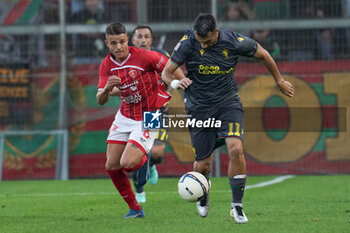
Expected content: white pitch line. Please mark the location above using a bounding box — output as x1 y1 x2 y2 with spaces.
246 175 295 190
0 175 295 198
206 175 296 193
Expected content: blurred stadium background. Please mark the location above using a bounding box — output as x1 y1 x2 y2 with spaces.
0 0 349 181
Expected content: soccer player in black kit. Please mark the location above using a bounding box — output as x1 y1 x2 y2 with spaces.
162 13 294 223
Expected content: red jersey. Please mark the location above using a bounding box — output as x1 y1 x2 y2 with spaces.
98 47 170 120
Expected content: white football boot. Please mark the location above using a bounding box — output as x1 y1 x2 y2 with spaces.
230 205 248 223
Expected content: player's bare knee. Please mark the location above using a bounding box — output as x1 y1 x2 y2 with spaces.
227 142 243 160
120 159 137 169
105 161 111 170
105 159 119 170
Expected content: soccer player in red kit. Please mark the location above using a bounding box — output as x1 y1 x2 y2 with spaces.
96 22 180 218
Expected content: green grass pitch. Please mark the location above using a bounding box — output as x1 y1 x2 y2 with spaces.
0 175 349 233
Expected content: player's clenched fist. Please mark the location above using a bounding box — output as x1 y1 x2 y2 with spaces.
171 77 193 90
105 75 121 91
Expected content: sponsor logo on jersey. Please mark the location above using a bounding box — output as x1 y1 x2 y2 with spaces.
119 81 138 90
198 65 234 75
123 93 141 104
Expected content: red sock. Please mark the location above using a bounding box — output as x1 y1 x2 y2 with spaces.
107 169 141 211
123 155 148 173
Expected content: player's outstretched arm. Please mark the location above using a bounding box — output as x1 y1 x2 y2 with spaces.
96 75 121 105
254 44 294 97
162 60 192 90
173 66 187 81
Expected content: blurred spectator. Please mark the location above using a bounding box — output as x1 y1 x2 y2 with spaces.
0 0 47 67
105 0 136 22
225 1 255 21
253 0 290 20
323 0 342 18
223 1 255 36
287 2 334 61
250 30 282 60
70 0 104 15
148 0 210 22
341 0 350 55
69 0 107 64
286 30 315 61
341 0 350 17
222 1 281 60
316 29 333 60
303 2 325 18
312 3 334 60
291 0 342 19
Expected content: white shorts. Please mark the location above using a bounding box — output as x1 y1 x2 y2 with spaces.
106 110 157 154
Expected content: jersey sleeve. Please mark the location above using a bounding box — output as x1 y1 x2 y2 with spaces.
97 59 109 91
170 32 192 66
232 33 258 57
145 50 168 74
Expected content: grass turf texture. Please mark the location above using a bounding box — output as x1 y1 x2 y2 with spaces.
0 176 349 233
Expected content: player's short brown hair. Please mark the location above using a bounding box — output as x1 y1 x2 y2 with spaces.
106 22 126 36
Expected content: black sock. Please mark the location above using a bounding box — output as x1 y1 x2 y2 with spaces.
200 173 210 205
132 171 144 193
229 175 247 204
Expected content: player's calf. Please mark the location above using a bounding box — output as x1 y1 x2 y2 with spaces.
136 153 151 186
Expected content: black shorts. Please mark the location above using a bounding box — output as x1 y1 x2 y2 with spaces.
187 107 244 161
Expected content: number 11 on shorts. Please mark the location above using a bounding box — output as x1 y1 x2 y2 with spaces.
228 122 243 137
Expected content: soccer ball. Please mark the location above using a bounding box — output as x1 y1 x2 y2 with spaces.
178 171 210 202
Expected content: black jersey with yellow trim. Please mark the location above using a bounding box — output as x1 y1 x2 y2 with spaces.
170 29 258 111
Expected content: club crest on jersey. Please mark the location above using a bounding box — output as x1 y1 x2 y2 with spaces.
128 69 137 78
200 49 204 56
222 49 228 59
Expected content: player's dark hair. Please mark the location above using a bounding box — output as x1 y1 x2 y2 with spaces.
193 13 216 37
132 25 153 36
105 22 126 36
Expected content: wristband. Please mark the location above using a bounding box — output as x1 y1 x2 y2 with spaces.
170 80 180 89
